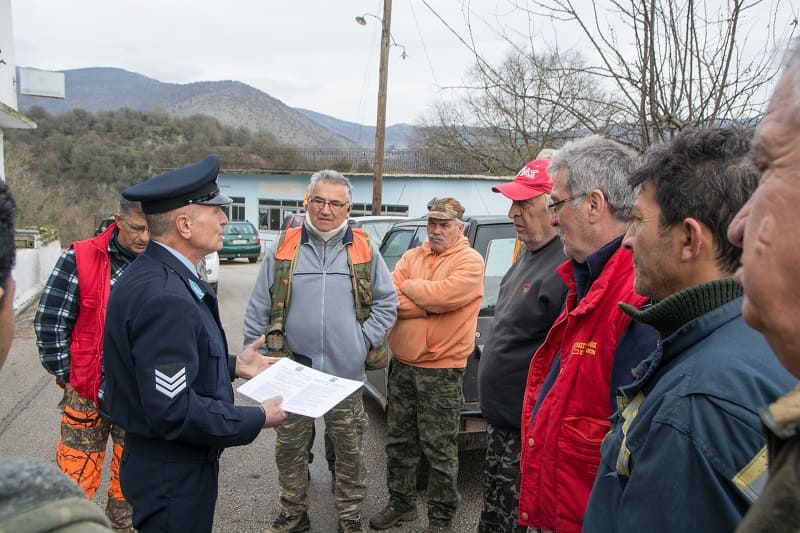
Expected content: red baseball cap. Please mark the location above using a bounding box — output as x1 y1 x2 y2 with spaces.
492 159 553 201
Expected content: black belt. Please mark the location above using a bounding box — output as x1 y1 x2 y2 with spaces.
125 434 222 463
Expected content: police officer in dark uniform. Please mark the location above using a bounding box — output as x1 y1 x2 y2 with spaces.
101 154 287 532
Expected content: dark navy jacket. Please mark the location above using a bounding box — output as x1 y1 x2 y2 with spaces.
101 242 264 455
584 297 797 533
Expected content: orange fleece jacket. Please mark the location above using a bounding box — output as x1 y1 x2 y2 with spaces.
388 235 485 368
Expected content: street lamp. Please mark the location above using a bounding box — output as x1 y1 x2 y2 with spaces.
355 1 406 215
355 13 407 59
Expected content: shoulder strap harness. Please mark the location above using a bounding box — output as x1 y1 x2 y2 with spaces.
267 227 374 349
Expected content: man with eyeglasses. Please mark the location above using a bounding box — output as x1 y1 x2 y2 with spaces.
245 169 398 533
516 135 658 533
35 197 150 531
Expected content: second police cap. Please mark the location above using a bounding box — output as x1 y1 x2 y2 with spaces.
123 154 232 214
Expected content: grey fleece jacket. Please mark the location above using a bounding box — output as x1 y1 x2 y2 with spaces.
243 225 398 381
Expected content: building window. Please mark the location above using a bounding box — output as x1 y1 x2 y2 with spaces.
229 197 246 222
258 199 304 230
256 198 409 230
349 203 409 217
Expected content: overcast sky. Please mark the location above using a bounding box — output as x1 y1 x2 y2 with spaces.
10 1 545 126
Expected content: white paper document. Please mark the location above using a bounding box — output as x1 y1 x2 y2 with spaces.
237 357 363 418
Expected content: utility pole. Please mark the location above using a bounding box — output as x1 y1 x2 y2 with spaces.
371 0 392 215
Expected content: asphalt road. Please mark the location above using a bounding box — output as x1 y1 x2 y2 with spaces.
0 260 484 532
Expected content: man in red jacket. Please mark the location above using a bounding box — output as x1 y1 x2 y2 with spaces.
35 198 149 531
517 135 658 533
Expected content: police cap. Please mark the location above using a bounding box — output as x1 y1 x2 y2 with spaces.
123 154 232 214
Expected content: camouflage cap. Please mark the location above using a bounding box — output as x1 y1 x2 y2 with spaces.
426 197 465 220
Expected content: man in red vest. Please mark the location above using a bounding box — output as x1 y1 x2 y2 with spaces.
35 198 149 531
517 135 658 533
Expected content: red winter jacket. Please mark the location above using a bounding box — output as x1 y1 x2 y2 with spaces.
518 246 647 533
69 224 115 405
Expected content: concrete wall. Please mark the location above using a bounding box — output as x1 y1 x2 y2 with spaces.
13 237 61 312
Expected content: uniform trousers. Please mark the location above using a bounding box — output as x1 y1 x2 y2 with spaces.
119 435 220 533
385 360 464 526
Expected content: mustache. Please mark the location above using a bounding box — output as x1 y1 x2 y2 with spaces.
428 234 446 242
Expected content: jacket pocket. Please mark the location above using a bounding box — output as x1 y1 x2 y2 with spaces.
556 415 611 522
558 415 610 472
199 337 222 393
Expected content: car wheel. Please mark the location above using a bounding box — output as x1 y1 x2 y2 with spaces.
248 257 257 263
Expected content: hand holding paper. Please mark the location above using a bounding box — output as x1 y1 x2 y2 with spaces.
261 396 287 428
238 358 362 418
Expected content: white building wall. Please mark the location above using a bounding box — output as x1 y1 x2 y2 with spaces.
219 172 513 220
218 172 514 251
0 0 19 109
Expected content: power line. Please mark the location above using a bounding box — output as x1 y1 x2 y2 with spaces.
408 0 440 87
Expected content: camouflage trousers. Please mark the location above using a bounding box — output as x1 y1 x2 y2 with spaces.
385 360 464 526
478 425 527 533
275 390 368 520
57 386 133 531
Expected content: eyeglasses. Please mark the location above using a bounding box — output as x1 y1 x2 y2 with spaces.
547 192 586 214
120 218 149 235
309 196 350 211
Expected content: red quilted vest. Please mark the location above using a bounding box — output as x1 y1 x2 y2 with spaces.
69 223 116 405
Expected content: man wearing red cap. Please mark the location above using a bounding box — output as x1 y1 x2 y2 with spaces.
477 158 567 533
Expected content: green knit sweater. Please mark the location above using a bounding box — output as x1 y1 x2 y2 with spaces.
619 278 743 338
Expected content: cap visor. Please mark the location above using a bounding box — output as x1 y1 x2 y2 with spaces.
492 182 538 201
196 192 233 206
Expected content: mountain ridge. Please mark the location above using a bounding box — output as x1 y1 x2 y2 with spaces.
17 66 415 148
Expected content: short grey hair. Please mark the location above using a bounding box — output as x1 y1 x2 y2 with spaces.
118 198 143 218
549 134 640 221
309 170 353 202
145 211 174 237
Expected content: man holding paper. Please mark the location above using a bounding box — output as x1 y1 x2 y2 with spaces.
102 155 287 533
244 169 398 533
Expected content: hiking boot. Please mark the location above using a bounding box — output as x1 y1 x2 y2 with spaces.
105 496 134 531
368 505 417 530
331 471 336 493
266 511 311 533
337 517 366 533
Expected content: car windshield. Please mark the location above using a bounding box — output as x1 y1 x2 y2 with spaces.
225 223 255 236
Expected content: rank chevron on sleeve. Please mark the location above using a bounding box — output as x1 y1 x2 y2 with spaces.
155 365 187 398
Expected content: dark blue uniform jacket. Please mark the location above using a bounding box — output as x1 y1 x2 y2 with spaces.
584 297 797 533
101 242 263 454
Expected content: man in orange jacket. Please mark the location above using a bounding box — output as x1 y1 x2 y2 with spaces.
370 197 485 533
35 198 149 531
